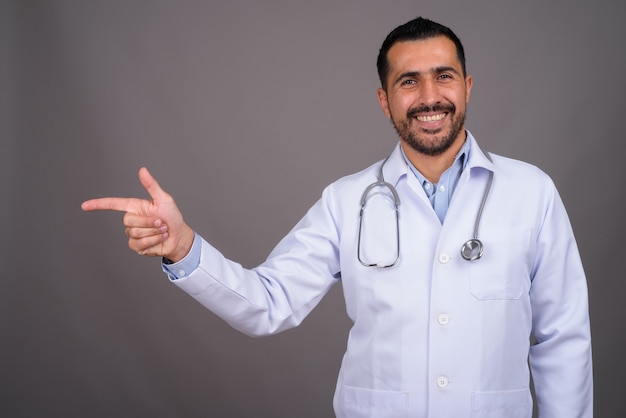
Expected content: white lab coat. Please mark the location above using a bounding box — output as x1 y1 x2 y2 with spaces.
172 133 592 417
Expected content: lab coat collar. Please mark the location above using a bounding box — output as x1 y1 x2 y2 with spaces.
464 130 496 173
381 130 496 187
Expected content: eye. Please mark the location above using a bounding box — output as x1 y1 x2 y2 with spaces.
400 79 416 87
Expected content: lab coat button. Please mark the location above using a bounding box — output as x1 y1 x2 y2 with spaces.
438 253 450 264
438 314 450 326
436 376 449 388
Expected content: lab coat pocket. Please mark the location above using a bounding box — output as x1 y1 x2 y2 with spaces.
343 385 409 418
471 388 531 418
468 227 532 300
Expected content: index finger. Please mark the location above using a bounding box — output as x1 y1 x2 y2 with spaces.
81 197 139 213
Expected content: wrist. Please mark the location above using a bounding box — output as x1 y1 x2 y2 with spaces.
167 225 195 263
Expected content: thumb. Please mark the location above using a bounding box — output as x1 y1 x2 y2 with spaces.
138 167 169 202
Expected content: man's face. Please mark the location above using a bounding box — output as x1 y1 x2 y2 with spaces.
377 36 473 157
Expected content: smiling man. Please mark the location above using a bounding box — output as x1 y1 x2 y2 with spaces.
83 17 593 417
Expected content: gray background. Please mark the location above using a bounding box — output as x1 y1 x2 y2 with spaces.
2 1 624 417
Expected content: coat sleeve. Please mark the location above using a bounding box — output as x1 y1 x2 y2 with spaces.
169 185 342 337
528 180 593 417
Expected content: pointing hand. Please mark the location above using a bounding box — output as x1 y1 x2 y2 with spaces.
82 167 194 262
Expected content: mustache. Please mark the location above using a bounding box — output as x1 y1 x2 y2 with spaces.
407 103 455 119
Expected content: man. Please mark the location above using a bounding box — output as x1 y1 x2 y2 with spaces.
82 17 593 417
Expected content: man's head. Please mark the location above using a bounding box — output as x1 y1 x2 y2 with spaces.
377 17 466 91
376 17 472 159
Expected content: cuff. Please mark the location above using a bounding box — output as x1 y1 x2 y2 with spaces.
161 232 202 280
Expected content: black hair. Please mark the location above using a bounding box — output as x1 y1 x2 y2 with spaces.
376 17 466 90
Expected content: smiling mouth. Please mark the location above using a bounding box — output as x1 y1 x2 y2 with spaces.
415 113 446 122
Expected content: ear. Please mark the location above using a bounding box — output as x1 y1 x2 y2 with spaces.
464 74 473 104
376 87 391 118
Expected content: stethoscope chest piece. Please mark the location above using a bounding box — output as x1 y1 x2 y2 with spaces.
461 238 484 261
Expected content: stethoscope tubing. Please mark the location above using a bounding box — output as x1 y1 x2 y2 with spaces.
357 157 401 268
358 150 494 267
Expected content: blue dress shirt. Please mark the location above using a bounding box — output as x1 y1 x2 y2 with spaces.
401 137 470 223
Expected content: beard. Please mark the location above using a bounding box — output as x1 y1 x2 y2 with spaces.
391 103 466 157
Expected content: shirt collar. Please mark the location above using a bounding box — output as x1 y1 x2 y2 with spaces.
381 130 495 186
399 136 471 185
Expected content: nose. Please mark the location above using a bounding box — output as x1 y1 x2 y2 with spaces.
419 79 440 106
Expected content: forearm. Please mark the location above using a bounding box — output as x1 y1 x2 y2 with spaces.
169 237 338 336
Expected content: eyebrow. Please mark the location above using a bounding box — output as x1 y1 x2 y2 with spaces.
393 66 461 86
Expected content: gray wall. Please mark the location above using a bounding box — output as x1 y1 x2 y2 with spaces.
3 1 624 416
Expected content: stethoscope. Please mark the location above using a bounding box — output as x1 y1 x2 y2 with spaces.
357 151 494 268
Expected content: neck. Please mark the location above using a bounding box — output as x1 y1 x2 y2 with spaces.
401 132 467 183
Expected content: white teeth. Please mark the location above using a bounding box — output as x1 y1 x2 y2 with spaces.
416 113 446 122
